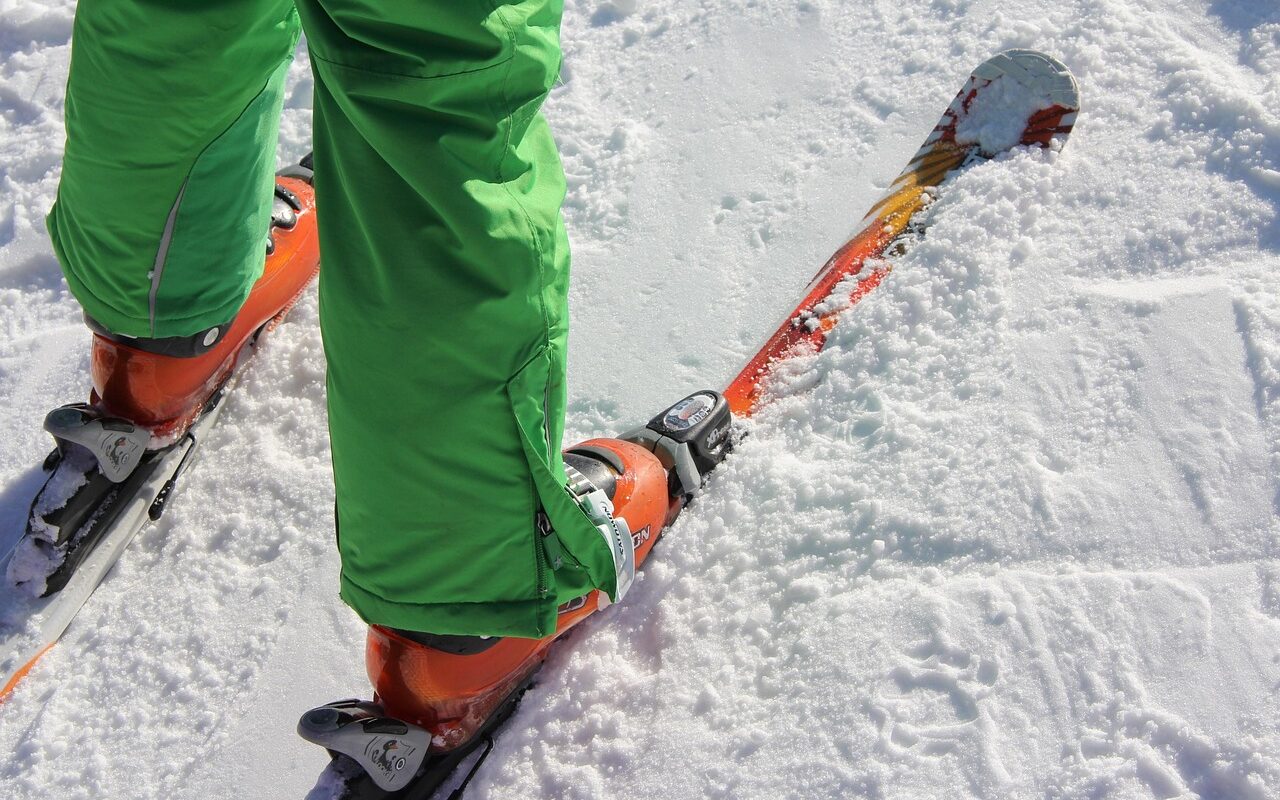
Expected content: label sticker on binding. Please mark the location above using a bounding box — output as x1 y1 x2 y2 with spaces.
364 736 414 784
662 393 716 432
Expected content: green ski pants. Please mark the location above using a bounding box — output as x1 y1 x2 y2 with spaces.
49 0 618 638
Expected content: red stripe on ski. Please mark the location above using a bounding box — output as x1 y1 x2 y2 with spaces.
724 226 892 416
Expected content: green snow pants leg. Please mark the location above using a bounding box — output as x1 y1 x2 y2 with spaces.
49 0 619 638
296 0 619 637
49 0 300 339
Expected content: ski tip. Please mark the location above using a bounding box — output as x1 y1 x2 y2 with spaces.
906 48 1080 167
870 49 1082 226
976 50 1080 113
962 49 1080 154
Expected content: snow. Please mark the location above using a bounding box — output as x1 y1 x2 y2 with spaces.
0 0 1278 798
4 445 94 595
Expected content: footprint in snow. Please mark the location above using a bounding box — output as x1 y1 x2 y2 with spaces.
869 630 999 759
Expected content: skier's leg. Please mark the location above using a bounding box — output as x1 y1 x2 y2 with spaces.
298 391 733 761
48 0 300 341
294 0 628 638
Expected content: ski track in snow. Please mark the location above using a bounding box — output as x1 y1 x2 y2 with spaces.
1 0 1279 798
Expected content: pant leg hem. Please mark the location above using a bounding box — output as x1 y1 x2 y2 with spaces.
340 573 555 639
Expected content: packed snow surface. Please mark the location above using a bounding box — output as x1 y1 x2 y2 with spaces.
1 0 1278 798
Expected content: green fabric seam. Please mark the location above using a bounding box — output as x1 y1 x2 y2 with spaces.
146 54 290 336
308 51 513 81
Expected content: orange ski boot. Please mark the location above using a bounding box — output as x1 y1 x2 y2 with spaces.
296 393 733 796
88 164 320 446
18 159 320 597
366 438 673 752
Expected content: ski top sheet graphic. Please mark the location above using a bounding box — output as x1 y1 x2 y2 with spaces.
724 49 1079 417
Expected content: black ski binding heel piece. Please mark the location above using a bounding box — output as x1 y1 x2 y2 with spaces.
300 678 534 800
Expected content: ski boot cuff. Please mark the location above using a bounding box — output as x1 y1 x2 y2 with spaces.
84 313 233 359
